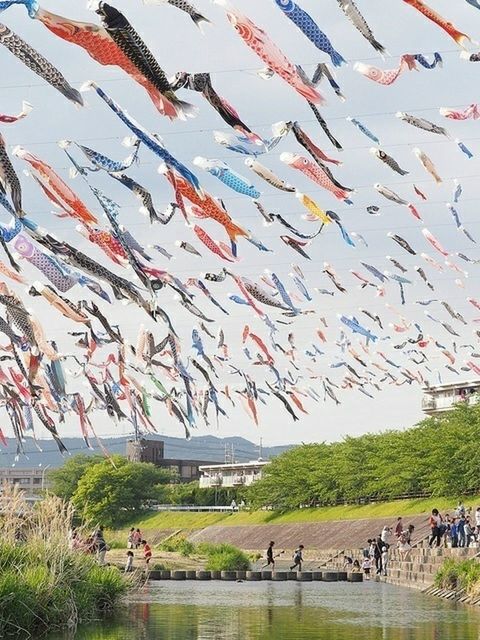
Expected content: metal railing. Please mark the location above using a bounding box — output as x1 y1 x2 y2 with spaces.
151 504 238 512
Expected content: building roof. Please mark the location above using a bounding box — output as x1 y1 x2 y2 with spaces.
422 379 480 393
199 460 270 473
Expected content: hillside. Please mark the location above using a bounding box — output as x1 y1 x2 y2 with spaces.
0 434 293 468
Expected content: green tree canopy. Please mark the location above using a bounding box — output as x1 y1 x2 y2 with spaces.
72 455 171 527
48 454 103 501
248 403 480 510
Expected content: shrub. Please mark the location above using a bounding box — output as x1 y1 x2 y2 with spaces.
435 559 480 594
0 490 134 636
160 535 195 557
197 543 250 572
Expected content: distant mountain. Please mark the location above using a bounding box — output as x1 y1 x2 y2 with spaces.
0 434 293 468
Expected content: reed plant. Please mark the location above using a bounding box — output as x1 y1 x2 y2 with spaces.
0 487 133 637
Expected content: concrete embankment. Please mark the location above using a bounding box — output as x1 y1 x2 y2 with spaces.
188 515 429 554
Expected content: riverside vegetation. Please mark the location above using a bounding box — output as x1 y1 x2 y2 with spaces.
435 559 480 597
159 535 250 571
0 489 133 638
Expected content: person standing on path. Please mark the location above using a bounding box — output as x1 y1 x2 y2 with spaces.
429 509 443 548
290 545 304 572
261 541 276 571
127 528 135 549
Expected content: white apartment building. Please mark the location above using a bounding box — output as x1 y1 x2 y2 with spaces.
199 460 270 489
421 380 480 415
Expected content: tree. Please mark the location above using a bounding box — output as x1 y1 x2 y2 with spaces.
72 455 171 527
48 454 103 501
248 403 480 510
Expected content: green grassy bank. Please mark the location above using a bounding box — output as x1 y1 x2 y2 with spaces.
112 494 479 542
0 491 133 637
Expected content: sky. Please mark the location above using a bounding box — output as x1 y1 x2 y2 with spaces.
1 0 480 449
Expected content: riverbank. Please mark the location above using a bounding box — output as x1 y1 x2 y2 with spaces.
110 494 480 545
0 492 133 637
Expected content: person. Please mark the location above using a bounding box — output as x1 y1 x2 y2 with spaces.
352 559 361 573
456 502 466 518
381 526 391 545
362 556 372 580
133 528 142 549
262 541 276 570
363 540 372 558
450 518 458 548
405 524 415 545
239 499 246 511
142 540 152 567
290 545 304 572
457 514 466 548
381 546 389 577
125 550 134 572
343 555 353 569
373 536 383 575
96 526 108 566
395 517 403 538
230 499 237 513
465 517 474 547
127 528 135 549
429 509 443 548
475 507 480 537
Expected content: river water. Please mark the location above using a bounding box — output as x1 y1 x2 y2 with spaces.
49 581 480 640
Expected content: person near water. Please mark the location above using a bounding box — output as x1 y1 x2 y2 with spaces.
133 528 142 549
352 559 361 573
381 546 389 576
127 528 135 549
429 509 443 548
290 545 304 571
362 556 372 580
343 555 353 569
261 541 276 570
142 540 152 567
125 550 134 572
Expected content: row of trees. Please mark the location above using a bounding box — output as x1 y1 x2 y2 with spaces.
49 455 247 527
248 403 480 510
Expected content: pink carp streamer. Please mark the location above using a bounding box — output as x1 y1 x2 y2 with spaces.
214 0 324 104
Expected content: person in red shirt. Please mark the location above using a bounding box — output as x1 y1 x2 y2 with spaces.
142 540 152 567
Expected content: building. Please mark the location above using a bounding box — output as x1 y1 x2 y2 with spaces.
198 460 270 489
421 380 480 415
0 468 49 501
126 438 216 483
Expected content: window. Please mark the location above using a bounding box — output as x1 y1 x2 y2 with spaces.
32 478 42 485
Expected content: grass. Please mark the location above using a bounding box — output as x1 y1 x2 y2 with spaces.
156 535 250 571
111 494 480 543
435 559 480 595
0 488 134 638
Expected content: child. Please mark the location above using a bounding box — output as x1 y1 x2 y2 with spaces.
381 546 388 576
125 550 134 572
142 540 152 567
261 541 276 570
290 545 304 571
362 556 372 580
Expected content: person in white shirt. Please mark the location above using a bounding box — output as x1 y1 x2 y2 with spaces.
381 546 389 576
381 526 391 545
125 551 134 572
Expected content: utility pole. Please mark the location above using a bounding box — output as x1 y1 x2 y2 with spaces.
258 437 263 460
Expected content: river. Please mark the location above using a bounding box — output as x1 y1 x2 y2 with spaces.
49 581 480 639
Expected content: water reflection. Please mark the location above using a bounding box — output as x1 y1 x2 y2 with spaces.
49 582 480 640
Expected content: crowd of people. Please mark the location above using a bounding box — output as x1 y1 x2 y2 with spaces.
342 517 416 580
428 504 480 548
68 525 153 571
